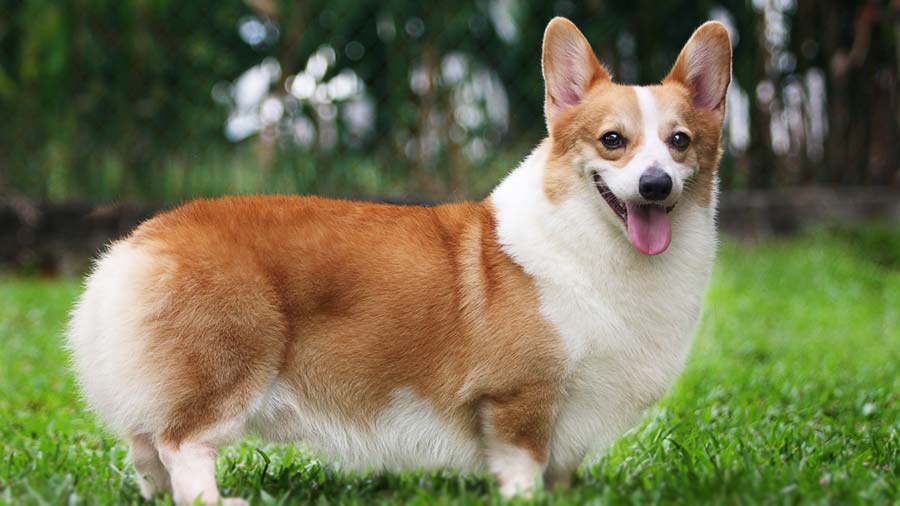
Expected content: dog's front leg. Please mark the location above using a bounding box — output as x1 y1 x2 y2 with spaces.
481 384 557 498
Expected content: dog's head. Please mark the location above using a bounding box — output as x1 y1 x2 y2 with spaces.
540 18 731 256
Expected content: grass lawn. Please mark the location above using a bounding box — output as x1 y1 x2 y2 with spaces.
2 227 899 505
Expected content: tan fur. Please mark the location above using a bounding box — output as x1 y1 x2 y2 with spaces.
124 196 564 456
662 22 732 206
541 18 610 129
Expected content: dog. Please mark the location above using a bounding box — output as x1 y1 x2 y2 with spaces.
67 17 731 505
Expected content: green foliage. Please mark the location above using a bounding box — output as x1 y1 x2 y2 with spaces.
0 0 259 201
18 1 896 203
2 228 899 504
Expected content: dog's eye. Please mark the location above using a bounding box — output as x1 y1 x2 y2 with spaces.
600 132 625 150
670 132 691 150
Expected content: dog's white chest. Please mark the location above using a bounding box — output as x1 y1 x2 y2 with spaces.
538 211 716 469
539 264 708 472
536 212 715 474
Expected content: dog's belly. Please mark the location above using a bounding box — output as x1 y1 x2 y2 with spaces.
247 382 483 472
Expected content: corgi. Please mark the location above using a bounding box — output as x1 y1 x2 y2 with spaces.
67 17 731 505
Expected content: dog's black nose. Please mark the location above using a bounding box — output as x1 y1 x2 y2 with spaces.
639 167 672 201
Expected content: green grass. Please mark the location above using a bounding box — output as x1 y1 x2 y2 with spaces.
2 227 899 505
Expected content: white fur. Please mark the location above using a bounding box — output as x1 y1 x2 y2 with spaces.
157 442 219 505
486 443 543 498
67 242 172 436
247 384 482 472
491 94 717 476
158 442 247 506
130 434 170 498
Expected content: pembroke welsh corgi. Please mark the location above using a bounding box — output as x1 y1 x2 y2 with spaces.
68 17 731 505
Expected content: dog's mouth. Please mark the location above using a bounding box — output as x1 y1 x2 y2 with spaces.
592 172 675 256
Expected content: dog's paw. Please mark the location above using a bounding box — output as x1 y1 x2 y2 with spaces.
220 498 249 506
499 484 533 499
499 477 539 500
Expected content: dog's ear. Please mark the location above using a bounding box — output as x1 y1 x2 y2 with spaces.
664 22 732 116
542 17 610 130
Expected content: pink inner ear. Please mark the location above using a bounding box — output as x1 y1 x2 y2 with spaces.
685 46 727 110
549 41 593 108
555 78 584 107
690 73 721 110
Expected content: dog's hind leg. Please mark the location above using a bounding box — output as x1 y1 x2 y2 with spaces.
157 440 248 506
482 384 557 498
129 433 170 499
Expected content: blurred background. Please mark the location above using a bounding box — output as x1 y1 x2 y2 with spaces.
1 0 898 275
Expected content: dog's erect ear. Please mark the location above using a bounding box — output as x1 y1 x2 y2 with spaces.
542 17 610 129
664 22 732 115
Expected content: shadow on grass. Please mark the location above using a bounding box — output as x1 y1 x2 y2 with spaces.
823 222 900 269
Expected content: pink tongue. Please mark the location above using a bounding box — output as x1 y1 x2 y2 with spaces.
625 203 672 256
